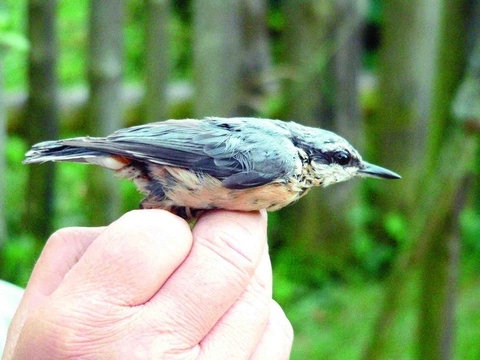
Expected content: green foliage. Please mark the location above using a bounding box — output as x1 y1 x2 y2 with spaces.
460 208 480 256
349 202 397 278
53 161 90 228
0 1 28 88
125 0 146 82
286 283 413 360
120 178 143 214
0 6 28 53
2 137 40 285
383 212 408 245
0 234 41 286
0 3 28 51
57 0 87 86
2 0 191 89
4 136 28 233
272 248 327 304
460 207 480 278
456 276 480 360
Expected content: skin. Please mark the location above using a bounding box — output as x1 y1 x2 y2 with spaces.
3 210 293 359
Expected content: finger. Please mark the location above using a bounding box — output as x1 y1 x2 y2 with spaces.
54 210 193 306
250 301 294 360
4 227 104 359
28 227 105 298
145 210 268 346
198 244 272 359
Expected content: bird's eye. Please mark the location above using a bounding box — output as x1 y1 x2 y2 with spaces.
332 151 350 165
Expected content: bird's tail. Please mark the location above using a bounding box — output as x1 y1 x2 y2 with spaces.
23 138 128 170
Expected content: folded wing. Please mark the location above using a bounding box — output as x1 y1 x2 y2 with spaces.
24 117 300 189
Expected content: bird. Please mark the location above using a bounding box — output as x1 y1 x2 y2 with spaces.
24 117 401 219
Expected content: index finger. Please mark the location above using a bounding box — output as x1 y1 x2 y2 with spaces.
53 210 193 306
4 227 104 358
28 227 105 298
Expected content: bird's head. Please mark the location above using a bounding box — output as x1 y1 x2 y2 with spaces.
287 122 401 187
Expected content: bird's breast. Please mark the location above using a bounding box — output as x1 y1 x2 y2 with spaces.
146 165 310 211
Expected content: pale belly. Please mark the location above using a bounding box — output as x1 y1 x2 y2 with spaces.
127 165 310 212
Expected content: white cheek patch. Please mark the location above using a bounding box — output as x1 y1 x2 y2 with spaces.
85 156 126 170
314 164 358 187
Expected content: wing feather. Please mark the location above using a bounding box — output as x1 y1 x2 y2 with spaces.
25 117 300 188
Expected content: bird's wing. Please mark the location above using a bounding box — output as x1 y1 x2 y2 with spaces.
30 118 300 189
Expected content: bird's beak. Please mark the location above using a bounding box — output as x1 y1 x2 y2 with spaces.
358 162 401 180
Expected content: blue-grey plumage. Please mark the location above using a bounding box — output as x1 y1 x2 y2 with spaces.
24 117 400 219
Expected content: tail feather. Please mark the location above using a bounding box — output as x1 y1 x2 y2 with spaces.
23 140 108 164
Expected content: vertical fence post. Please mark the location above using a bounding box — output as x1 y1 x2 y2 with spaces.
86 0 124 225
277 0 363 275
193 0 242 117
145 0 170 123
24 0 59 240
238 0 274 115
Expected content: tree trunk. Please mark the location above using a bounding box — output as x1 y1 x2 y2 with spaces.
24 0 59 240
366 0 440 219
362 133 475 360
86 0 124 225
363 1 469 357
327 1 364 276
144 0 170 123
193 0 242 117
418 1 468 358
238 0 274 116
277 0 363 279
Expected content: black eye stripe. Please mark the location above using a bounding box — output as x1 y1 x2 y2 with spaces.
331 151 350 165
310 150 352 166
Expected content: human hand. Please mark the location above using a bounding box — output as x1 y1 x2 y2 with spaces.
3 210 293 359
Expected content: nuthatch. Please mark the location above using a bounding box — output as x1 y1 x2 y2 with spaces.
24 117 401 219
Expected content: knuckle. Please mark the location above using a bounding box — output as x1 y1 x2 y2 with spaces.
46 228 73 249
196 211 266 260
248 274 271 301
195 227 260 284
115 209 191 239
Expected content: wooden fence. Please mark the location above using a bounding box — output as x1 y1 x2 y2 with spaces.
3 0 366 246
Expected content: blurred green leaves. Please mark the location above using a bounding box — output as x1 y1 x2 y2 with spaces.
1 234 40 286
0 3 28 53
